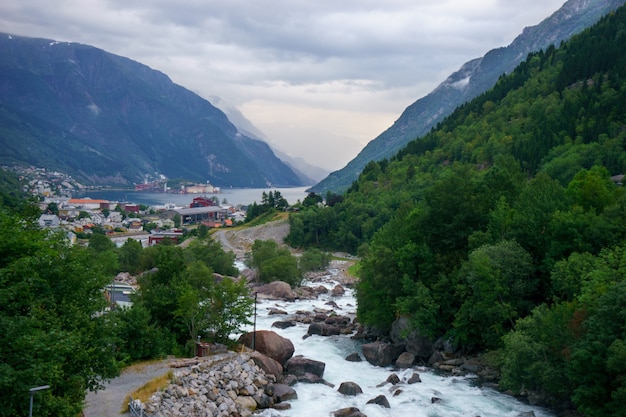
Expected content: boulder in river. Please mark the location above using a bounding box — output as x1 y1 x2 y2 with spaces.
239 330 294 365
362 341 405 367
337 381 363 396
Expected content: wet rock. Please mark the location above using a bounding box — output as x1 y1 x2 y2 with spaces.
333 407 367 417
345 352 362 362
273 383 298 402
272 320 295 329
395 352 416 368
337 381 363 396
308 322 341 336
239 330 294 365
366 394 390 408
284 356 325 378
362 341 405 367
407 372 422 384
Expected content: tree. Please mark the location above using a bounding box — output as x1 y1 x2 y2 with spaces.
303 192 323 207
299 248 331 272
118 238 144 275
249 240 302 287
0 213 118 417
453 240 535 349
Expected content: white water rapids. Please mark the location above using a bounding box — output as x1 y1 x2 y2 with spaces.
242 268 555 417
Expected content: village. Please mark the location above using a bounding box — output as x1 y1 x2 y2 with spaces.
37 194 247 247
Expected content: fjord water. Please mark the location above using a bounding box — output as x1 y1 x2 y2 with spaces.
247 270 555 417
77 186 310 207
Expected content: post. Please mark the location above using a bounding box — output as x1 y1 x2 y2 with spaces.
252 292 257 351
29 385 50 417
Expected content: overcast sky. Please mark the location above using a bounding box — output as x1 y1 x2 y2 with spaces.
1 0 567 171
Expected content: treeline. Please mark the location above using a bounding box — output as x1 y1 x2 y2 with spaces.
0 179 252 416
286 6 626 415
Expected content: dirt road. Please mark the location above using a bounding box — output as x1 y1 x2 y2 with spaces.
211 218 291 260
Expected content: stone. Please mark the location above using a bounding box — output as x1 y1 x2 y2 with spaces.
254 281 296 301
362 341 405 367
273 383 298 402
234 395 257 411
337 381 363 396
395 352 416 368
272 320 295 329
366 394 390 408
308 322 340 336
285 356 325 378
331 284 345 296
390 317 434 359
345 352 362 362
407 372 422 384
333 407 367 417
239 330 295 365
248 351 283 379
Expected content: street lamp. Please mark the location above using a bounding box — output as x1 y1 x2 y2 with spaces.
29 385 49 417
252 292 258 351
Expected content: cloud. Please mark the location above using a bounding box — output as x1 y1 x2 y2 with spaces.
0 0 566 171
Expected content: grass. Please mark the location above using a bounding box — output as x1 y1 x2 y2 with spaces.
120 370 173 413
347 261 361 278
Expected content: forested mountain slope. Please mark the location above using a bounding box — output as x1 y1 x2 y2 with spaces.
311 0 626 194
288 6 626 415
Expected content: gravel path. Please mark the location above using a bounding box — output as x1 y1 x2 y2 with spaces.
211 218 290 260
83 360 172 417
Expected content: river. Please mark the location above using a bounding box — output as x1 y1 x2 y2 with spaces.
75 186 311 207
246 269 555 417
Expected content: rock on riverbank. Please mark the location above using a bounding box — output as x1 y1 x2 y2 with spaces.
137 352 292 417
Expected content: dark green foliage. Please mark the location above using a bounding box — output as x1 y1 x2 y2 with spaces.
0 212 118 417
118 238 144 275
245 190 290 222
248 240 302 287
132 241 251 350
112 304 176 364
299 248 331 272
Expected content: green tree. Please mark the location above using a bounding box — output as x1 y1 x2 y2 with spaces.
249 240 302 287
118 238 144 275
453 240 535 349
0 213 118 417
299 248 331 272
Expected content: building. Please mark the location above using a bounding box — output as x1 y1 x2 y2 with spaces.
148 229 183 246
190 196 215 208
38 214 60 228
162 206 228 225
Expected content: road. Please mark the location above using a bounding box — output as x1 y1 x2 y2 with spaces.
83 360 172 417
211 218 291 260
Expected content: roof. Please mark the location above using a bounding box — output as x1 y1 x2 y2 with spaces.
68 198 110 204
171 206 225 215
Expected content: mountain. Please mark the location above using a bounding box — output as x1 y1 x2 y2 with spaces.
288 6 626 414
0 34 304 188
310 0 626 194
208 96 329 184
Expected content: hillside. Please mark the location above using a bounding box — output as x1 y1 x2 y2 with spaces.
0 34 303 188
287 5 626 415
310 0 626 194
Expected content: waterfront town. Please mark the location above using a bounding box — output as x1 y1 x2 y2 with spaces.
8 165 245 247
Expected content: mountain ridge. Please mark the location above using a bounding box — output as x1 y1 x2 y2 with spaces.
310 0 626 194
0 34 304 188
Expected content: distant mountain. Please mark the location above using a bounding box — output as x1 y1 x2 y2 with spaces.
209 95 328 184
0 34 304 188
310 0 626 194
